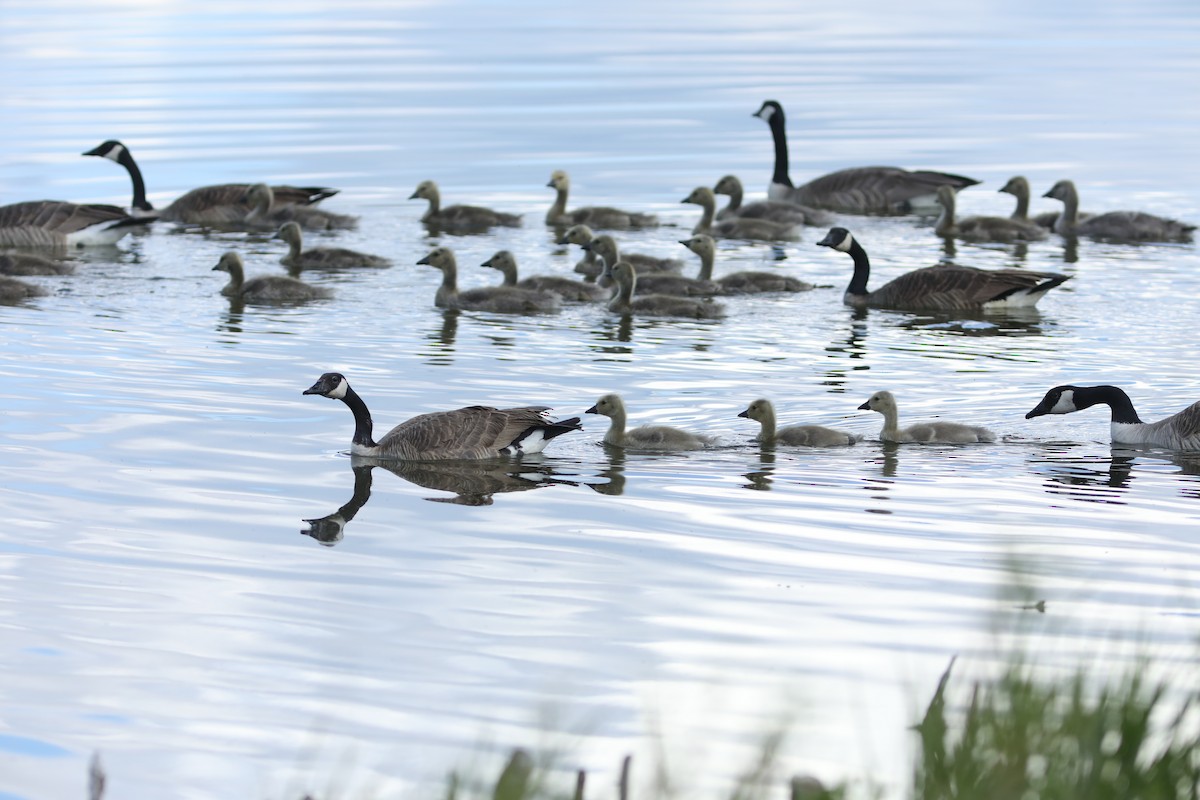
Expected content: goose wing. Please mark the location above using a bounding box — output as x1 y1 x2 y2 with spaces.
1148 401 1200 447
872 265 1065 311
0 200 132 233
796 167 978 215
380 406 552 459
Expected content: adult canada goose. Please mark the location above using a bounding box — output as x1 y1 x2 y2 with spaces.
934 185 1047 243
245 184 358 231
752 100 979 215
82 139 338 222
998 176 1068 229
417 247 561 313
1042 180 1195 243
303 372 583 460
679 234 813 294
816 227 1070 311
558 223 683 281
683 186 801 241
712 175 833 227
409 180 521 232
607 260 726 319
545 170 658 229
211 251 332 304
1025 385 1200 450
858 390 995 444
0 252 74 276
586 393 717 450
0 200 153 247
586 234 721 296
480 250 609 302
0 276 46 304
275 222 391 270
739 399 862 446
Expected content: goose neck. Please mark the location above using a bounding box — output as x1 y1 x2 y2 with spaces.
1078 386 1143 424
767 112 792 188
341 386 377 449
423 186 441 217
496 261 518 286
285 235 302 262
1010 184 1030 220
117 148 152 213
1056 185 1080 230
603 407 627 446
435 261 458 308
845 238 872 297
546 186 568 222
757 405 777 441
694 248 715 282
934 198 955 237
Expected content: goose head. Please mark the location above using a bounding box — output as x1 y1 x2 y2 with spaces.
1042 180 1076 202
935 185 957 211
480 250 516 272
858 390 896 415
816 227 854 252
1025 385 1079 418
416 246 455 271
586 393 625 418
211 251 245 275
738 398 772 422
82 140 126 161
679 234 716 259
303 372 350 400
243 183 273 211
609 261 636 290
546 170 569 191
274 221 303 246
682 186 715 207
713 175 743 197
753 100 783 123
409 180 439 201
558 223 594 246
998 176 1030 198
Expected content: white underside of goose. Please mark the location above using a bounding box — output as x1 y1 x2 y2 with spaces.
64 223 137 247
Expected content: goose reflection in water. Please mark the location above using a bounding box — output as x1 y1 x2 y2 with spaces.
1030 447 1200 505
742 448 777 491
586 448 627 496
420 308 459 365
302 456 577 545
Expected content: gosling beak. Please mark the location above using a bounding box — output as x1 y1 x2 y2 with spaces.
737 410 749 418
480 258 493 268
408 190 420 200
857 400 871 410
416 254 432 266
585 404 599 415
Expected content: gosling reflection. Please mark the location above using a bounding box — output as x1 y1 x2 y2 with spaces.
587 448 627 496
422 308 459 364
743 447 777 491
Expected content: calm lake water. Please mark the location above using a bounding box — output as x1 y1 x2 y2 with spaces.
2 1 1200 798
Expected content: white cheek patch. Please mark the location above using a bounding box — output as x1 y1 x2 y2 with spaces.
329 377 349 400
107 144 125 162
758 105 776 122
1050 389 1076 414
835 232 854 253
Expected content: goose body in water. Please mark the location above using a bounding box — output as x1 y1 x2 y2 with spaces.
683 186 801 241
0 252 74 275
212 251 332 304
607 260 726 319
586 234 721 296
0 276 46 304
859 390 995 444
245 184 358 231
816 227 1069 311
739 398 861 446
934 185 1047 243
998 176 1072 229
481 250 608 302
303 372 582 460
418 247 561 314
545 170 658 229
0 200 153 247
276 222 390 270
587 393 717 450
680 234 812 294
1025 385 1200 450
558 224 682 281
409 180 521 232
713 175 833 227
82 139 339 223
1042 180 1195 243
753 100 978 215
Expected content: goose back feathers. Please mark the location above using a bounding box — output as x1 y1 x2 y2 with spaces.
0 200 153 247
859 390 995 444
1026 385 1200 450
0 252 74 276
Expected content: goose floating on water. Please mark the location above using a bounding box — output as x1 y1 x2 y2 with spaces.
683 186 801 241
0 276 46 304
998 176 1070 229
275 222 390 271
606 260 726 319
858 390 995 444
245 184 358 231
0 199 153 248
679 234 812 294
480 250 609 302
409 180 521 232
418 247 561 314
1042 180 1194 243
739 398 861 446
934 185 1047 243
212 251 332 304
713 175 833 227
0 252 74 276
558 223 682 281
1025 385 1200 450
586 393 717 450
545 170 658 229
586 234 720 296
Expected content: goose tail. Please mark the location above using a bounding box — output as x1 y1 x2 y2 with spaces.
499 417 583 456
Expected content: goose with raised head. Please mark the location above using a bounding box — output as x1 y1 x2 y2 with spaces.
586 393 717 450
934 185 1047 243
303 372 582 460
245 184 358 231
212 251 332 304
0 276 46 304
558 224 682 281
586 234 721 296
683 186 801 241
275 222 391 271
753 100 979 215
739 399 861 446
417 247 561 314
713 175 833 227
816 227 1070 311
680 234 812 294
1025 385 1200 450
1042 180 1194 242
545 170 658 229
858 390 995 444
82 139 338 222
0 200 153 247
998 176 1068 229
607 260 726 319
409 180 521 232
480 250 608 302
0 252 74 276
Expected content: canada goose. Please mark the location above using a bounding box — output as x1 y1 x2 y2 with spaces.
304 372 582 460
753 100 979 215
586 393 716 450
409 180 521 232
998 176 1067 229
738 398 862 446
934 186 1047 243
1042 180 1195 242
712 175 833 227
816 227 1070 311
417 247 561 314
82 139 338 222
679 234 813 294
0 276 46 304
0 199 153 247
683 186 801 241
1025 385 1200 450
607 260 726 319
211 251 332 304
480 250 608 302
275 222 391 270
245 184 358 231
0 252 74 276
858 390 995 444
557 224 683 281
545 170 658 229
586 234 721 296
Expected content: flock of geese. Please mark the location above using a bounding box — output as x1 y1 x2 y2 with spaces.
2 101 1199 455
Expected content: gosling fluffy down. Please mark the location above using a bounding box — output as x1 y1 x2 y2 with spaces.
586 393 717 450
276 222 391 270
606 260 726 319
418 247 561 314
545 170 658 229
858 390 995 444
739 398 861 446
410 180 521 232
212 251 332 304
